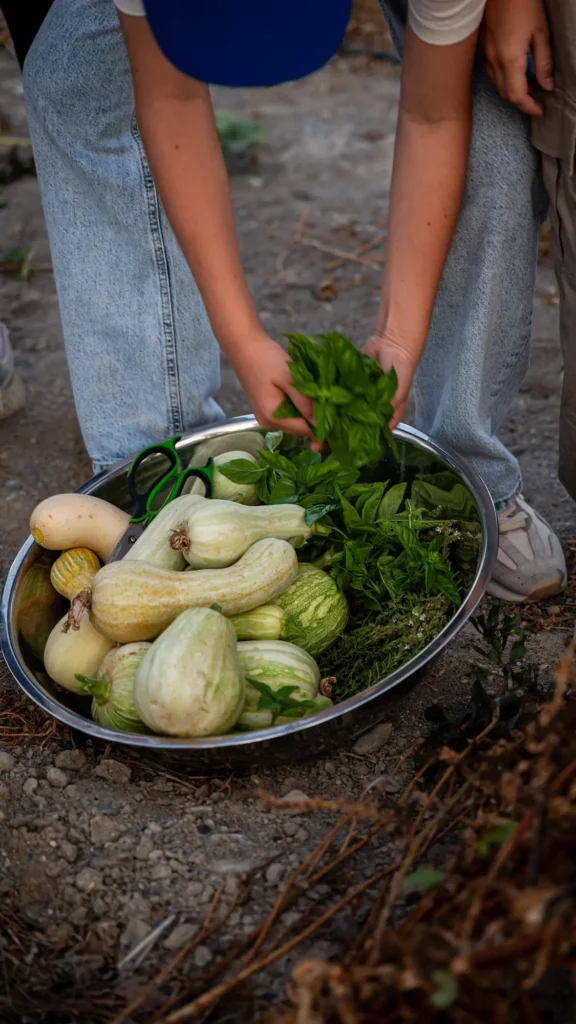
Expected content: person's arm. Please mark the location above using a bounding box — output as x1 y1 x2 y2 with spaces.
119 13 314 435
482 0 553 116
365 25 479 427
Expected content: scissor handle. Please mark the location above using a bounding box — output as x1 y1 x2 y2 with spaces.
170 461 215 501
127 435 182 524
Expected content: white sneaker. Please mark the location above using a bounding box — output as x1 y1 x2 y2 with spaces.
0 322 25 421
486 496 567 603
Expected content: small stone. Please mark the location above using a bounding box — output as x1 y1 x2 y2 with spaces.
23 777 38 797
164 922 197 951
94 759 131 785
46 767 69 789
0 782 11 804
93 896 108 916
55 749 87 772
90 814 124 845
279 776 300 796
135 835 155 860
61 841 78 863
276 789 309 814
265 862 285 886
45 858 68 879
374 775 402 795
193 945 212 968
352 722 393 756
122 894 151 921
283 821 299 837
121 918 150 948
75 868 103 893
185 881 204 898
96 919 119 945
323 761 337 776
151 862 172 881
0 751 15 772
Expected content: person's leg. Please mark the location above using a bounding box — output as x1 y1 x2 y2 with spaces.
379 0 566 601
542 153 576 501
22 0 223 473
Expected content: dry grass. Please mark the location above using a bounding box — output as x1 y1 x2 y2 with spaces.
1 644 575 1023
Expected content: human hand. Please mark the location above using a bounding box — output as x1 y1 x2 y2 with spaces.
364 331 419 430
227 331 315 437
482 0 553 117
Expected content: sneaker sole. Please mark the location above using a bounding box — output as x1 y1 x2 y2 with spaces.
0 373 26 420
486 577 566 604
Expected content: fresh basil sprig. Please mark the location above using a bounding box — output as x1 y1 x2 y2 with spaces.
218 439 357 526
274 331 398 469
247 678 318 724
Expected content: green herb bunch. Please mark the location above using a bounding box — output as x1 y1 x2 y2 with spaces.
218 432 357 526
221 438 466 611
274 332 398 469
327 489 463 610
320 594 450 700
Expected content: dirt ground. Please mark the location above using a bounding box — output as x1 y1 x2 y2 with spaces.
0 43 574 1022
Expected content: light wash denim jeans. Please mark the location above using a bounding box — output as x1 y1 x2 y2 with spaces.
22 0 224 474
23 0 546 504
380 0 549 509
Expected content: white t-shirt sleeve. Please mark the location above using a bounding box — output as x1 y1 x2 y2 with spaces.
114 0 145 15
408 0 485 45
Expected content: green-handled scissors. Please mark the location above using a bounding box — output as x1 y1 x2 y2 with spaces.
107 435 214 562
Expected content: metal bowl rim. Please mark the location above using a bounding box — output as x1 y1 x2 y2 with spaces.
1 416 498 750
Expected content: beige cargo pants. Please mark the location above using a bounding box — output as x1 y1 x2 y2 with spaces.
533 0 576 498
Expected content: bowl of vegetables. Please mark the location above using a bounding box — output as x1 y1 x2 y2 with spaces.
1 405 497 765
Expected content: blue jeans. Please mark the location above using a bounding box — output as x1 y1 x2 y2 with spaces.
380 0 548 508
22 0 224 473
23 0 546 505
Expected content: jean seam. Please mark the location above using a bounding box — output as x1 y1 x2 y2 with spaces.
494 481 522 512
130 113 184 435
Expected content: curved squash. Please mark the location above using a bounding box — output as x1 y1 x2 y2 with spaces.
90 537 299 643
30 493 129 561
175 500 311 570
124 494 204 571
134 608 245 736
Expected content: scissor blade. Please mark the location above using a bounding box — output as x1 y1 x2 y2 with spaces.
107 522 145 563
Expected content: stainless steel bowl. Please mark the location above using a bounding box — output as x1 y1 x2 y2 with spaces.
0 416 497 766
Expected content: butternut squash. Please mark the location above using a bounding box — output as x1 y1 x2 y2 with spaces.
124 494 203 571
174 500 311 569
90 537 299 643
30 493 129 561
44 593 114 691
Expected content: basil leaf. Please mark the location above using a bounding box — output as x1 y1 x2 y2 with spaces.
217 459 265 484
264 431 284 452
268 478 300 504
304 503 337 526
378 482 407 519
274 396 300 419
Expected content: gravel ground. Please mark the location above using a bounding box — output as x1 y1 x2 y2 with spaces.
0 45 574 1022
